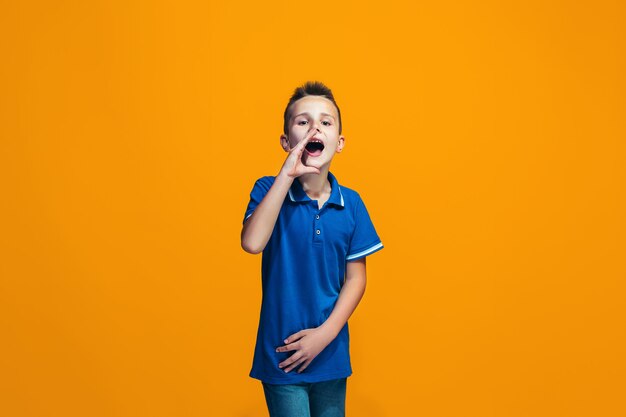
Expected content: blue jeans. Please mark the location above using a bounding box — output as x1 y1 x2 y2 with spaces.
262 377 347 417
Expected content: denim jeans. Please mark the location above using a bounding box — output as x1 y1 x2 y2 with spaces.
261 377 347 417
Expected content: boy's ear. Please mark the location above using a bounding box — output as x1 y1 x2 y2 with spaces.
336 135 345 153
280 134 290 152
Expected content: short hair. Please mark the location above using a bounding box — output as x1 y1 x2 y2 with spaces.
283 81 342 135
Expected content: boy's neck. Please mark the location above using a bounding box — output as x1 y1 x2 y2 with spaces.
298 166 331 198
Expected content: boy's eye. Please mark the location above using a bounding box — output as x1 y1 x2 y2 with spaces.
296 119 332 126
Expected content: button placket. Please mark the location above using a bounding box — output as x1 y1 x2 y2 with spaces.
313 209 322 242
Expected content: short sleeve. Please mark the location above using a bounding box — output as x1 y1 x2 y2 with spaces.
346 195 384 261
243 176 274 225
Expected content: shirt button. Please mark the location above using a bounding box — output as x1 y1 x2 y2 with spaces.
316 229 321 235
315 215 320 220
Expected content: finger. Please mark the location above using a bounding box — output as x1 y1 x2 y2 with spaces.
284 356 307 373
296 360 312 373
278 352 303 369
305 126 321 138
291 129 319 152
302 166 321 175
275 341 299 353
284 332 304 344
293 137 311 155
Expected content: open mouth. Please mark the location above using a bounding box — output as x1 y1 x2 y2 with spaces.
305 140 325 157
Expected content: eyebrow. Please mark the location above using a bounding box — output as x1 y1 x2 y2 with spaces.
294 112 335 120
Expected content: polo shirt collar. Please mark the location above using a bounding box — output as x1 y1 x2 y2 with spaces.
288 171 345 207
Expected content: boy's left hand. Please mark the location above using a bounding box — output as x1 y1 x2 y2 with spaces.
275 326 334 373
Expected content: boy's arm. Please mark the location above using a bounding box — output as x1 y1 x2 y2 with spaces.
319 257 367 338
241 128 320 254
240 174 293 254
276 258 367 373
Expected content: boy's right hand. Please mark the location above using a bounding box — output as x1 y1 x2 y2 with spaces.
278 128 322 179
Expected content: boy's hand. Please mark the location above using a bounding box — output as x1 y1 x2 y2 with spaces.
279 128 322 179
275 326 334 373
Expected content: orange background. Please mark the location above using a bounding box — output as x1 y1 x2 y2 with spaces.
1 1 625 416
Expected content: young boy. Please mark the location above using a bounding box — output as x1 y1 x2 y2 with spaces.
241 81 383 417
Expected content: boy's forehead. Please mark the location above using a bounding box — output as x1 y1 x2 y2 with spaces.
289 96 338 119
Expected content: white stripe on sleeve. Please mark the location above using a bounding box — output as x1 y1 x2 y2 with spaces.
346 242 383 260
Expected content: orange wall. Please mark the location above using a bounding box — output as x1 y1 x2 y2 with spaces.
1 1 624 416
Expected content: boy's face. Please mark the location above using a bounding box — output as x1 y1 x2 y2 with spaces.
281 96 345 171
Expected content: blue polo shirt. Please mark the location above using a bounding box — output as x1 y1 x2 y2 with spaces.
243 172 383 384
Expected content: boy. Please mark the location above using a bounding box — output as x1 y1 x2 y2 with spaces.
241 81 383 417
